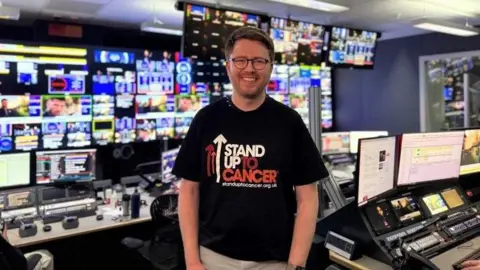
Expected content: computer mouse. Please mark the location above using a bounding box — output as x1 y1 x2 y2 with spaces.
43 225 52 232
96 214 104 221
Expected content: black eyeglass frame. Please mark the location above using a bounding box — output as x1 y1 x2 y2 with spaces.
228 57 272 70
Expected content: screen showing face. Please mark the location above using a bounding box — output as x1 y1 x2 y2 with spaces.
440 188 464 209
390 196 422 224
322 132 350 154
365 202 398 234
397 132 464 186
422 193 449 216
460 129 480 175
357 136 396 206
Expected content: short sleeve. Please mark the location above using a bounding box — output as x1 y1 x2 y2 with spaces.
292 113 329 186
172 111 204 182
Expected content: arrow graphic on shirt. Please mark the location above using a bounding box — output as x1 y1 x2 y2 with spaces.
213 134 227 183
205 144 215 176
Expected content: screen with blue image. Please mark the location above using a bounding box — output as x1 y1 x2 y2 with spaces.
94 50 135 64
48 74 86 94
162 147 180 179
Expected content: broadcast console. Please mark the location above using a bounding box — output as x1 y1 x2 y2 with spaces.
317 130 480 270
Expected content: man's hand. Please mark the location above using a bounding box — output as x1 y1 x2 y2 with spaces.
187 262 206 270
462 260 480 270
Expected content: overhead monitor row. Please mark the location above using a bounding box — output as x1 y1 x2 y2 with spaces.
0 146 180 190
357 130 480 207
182 3 379 68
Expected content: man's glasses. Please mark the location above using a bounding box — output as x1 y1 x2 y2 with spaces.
229 57 271 70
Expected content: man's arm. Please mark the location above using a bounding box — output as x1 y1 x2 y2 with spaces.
178 179 202 267
288 182 319 267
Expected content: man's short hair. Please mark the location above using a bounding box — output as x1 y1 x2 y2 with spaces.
225 26 275 61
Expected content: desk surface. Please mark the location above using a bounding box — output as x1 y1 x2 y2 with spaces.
431 236 480 270
8 193 155 248
329 251 392 270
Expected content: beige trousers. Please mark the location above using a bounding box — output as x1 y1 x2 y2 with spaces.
200 246 287 270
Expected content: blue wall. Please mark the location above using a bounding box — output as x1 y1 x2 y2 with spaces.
334 32 480 134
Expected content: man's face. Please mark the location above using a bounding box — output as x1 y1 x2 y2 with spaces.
1 100 7 108
49 99 65 116
226 39 272 99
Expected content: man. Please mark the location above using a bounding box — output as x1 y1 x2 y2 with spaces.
43 97 66 117
0 99 17 117
173 26 328 270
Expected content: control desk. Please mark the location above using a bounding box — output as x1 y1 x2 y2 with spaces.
317 131 480 270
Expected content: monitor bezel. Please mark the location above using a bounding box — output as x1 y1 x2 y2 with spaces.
356 135 399 208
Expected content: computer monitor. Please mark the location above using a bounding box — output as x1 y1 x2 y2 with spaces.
162 147 180 181
460 129 480 175
322 132 350 155
36 148 96 184
0 152 30 188
397 132 464 186
357 136 397 207
349 131 389 154
0 187 36 210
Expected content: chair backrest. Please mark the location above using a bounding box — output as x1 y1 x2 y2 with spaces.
0 235 27 270
150 194 179 227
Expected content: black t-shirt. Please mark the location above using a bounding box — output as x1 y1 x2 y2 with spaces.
172 96 328 262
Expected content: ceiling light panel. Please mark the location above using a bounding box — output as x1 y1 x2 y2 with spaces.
268 0 349 12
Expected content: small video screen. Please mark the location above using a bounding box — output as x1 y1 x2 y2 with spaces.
322 132 350 154
460 129 480 175
136 50 175 95
289 94 308 110
157 117 174 139
93 50 135 64
92 119 114 145
175 56 193 94
92 70 115 95
289 66 311 94
440 188 464 209
12 123 40 151
42 95 92 119
17 62 38 85
42 122 66 149
364 202 398 234
136 119 157 142
329 27 377 66
422 193 449 216
115 117 135 144
36 149 96 184
48 74 86 94
93 95 114 119
389 196 422 224
66 121 91 148
0 124 13 152
268 65 289 94
0 95 41 118
175 94 209 113
135 95 175 118
175 116 193 138
0 188 35 210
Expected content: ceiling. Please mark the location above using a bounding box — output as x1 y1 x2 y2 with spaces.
2 0 480 40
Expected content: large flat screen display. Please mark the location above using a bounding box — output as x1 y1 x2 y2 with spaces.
329 27 378 68
270 17 327 65
183 4 261 61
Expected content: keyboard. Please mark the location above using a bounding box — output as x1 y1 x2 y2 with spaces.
453 248 480 270
41 198 97 224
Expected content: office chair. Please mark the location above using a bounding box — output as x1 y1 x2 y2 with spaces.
0 234 43 270
122 194 185 270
